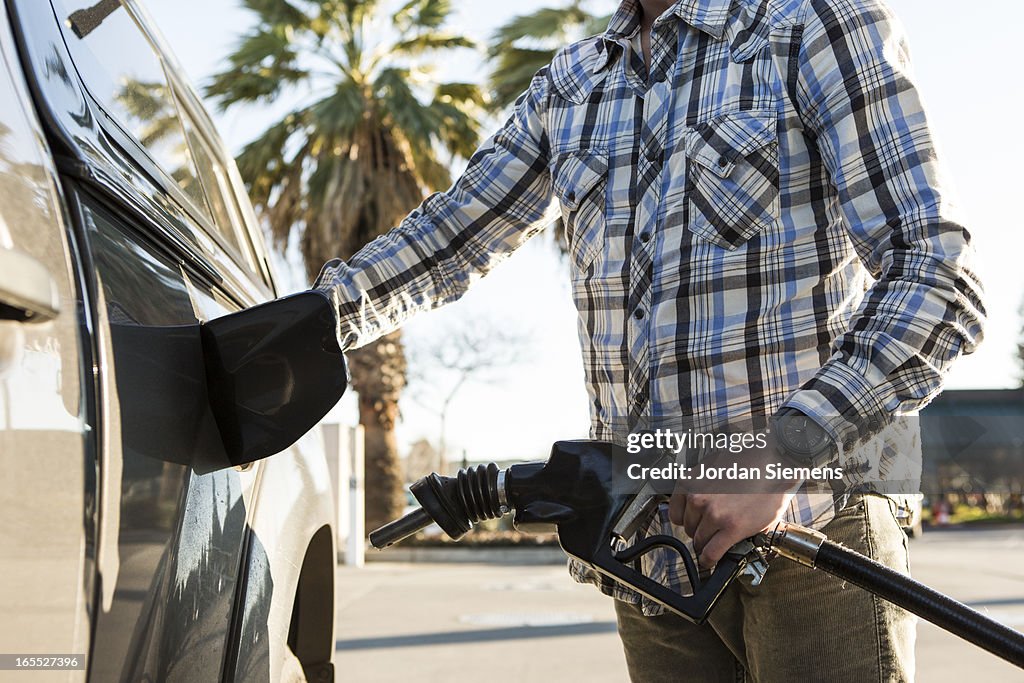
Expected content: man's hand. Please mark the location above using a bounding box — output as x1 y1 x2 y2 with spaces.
669 489 794 569
668 431 801 568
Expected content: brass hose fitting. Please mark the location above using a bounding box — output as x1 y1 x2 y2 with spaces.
766 522 826 568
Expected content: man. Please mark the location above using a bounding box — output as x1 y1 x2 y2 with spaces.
314 0 985 680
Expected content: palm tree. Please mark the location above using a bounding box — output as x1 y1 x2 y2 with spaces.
487 2 612 112
205 0 484 531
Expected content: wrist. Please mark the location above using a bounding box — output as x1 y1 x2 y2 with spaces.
770 407 837 468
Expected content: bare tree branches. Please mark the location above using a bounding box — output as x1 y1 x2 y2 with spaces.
406 318 531 471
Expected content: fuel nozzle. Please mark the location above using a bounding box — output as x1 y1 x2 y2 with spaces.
368 463 509 549
368 445 1024 669
369 441 758 624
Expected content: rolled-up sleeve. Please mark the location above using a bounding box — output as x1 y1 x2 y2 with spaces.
781 0 986 454
314 69 555 350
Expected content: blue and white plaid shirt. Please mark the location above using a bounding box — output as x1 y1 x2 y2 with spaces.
316 0 985 614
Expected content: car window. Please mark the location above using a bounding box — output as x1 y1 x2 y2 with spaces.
49 0 262 279
49 0 211 218
176 104 258 270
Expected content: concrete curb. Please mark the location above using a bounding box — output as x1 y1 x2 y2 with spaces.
922 522 1024 532
350 546 569 565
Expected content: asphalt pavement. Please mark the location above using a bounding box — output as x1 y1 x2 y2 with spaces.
335 527 1024 682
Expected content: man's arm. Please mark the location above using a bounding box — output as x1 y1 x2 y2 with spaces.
314 69 555 351
781 0 986 463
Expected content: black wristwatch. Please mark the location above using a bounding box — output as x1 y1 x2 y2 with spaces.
771 408 836 467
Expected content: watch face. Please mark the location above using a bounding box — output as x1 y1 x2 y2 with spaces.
781 414 829 455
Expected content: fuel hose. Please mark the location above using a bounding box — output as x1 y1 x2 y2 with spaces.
769 523 1024 668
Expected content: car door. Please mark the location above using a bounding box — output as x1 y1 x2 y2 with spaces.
0 3 92 677
69 190 255 682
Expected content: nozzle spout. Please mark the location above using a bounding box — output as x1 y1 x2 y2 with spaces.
368 463 510 549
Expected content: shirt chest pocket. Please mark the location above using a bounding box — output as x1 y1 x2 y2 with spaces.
685 110 780 251
551 148 608 274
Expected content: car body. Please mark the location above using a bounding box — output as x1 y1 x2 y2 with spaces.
0 0 337 680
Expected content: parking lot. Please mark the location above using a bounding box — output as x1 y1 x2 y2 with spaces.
336 527 1024 682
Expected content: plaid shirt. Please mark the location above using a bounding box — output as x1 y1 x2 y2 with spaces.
316 0 985 614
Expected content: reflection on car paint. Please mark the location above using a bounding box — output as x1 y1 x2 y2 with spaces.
82 199 249 682
0 3 92 666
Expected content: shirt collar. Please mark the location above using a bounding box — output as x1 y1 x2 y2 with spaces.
604 0 731 41
595 0 732 74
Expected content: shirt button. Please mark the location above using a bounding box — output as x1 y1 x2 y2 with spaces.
639 231 651 243
566 190 576 203
634 391 645 405
633 308 645 320
717 155 729 168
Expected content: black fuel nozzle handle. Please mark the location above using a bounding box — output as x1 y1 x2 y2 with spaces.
367 441 751 624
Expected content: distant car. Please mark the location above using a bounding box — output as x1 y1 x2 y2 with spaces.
900 494 925 538
0 1 336 680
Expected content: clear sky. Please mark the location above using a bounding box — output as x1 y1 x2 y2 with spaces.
146 0 1024 464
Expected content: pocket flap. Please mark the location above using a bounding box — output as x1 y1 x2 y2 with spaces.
552 148 609 211
685 110 777 179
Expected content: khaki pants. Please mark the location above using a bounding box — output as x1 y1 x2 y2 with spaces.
614 494 916 682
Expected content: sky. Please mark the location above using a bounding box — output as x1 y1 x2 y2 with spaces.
145 0 1024 464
